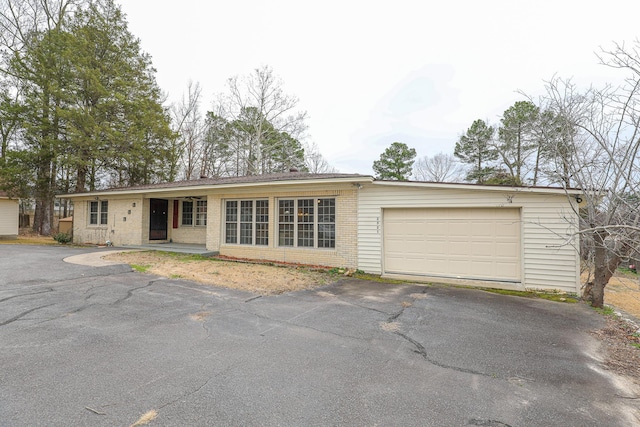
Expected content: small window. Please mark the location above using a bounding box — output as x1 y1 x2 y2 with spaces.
182 201 193 226
196 200 207 226
89 200 108 225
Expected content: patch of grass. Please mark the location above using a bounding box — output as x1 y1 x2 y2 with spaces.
350 272 410 284
631 343 640 349
593 305 616 316
131 264 150 273
0 236 59 245
169 274 183 279
482 288 578 303
152 251 210 261
618 266 638 276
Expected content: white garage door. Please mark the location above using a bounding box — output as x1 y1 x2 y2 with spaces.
0 199 19 236
383 208 521 282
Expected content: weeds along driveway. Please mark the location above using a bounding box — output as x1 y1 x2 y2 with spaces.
0 245 639 426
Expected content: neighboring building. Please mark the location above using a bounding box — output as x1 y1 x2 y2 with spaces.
0 191 19 239
63 172 582 293
58 216 73 235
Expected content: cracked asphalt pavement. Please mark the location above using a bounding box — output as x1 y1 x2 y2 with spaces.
1 245 639 426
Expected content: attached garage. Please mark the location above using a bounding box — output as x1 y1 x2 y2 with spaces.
383 208 521 283
0 191 19 239
358 181 582 293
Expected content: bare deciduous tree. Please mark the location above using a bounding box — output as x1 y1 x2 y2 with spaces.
539 42 640 307
171 81 205 180
211 65 308 176
304 141 337 173
413 152 464 182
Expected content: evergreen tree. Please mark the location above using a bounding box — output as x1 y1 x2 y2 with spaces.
454 119 497 183
0 0 173 234
372 142 416 180
495 101 539 185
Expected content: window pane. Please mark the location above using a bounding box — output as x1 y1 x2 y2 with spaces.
226 201 237 221
297 199 314 223
318 198 335 223
256 223 269 246
239 201 253 244
317 198 335 248
182 201 193 226
279 200 294 223
240 200 253 222
278 200 294 246
196 200 207 226
225 201 237 243
298 223 314 247
255 200 269 245
279 224 294 246
89 201 98 225
318 224 335 248
240 222 253 244
226 222 237 244
255 200 269 223
100 201 108 225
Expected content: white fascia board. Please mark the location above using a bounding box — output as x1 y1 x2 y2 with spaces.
61 176 374 199
371 180 583 195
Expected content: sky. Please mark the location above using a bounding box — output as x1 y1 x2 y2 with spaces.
122 0 640 174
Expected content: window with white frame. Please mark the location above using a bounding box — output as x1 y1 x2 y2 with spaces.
278 198 335 248
89 200 108 225
196 200 207 226
225 199 269 245
181 199 206 226
182 201 193 226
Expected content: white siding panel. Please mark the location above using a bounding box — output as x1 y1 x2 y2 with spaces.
0 198 19 236
358 184 579 293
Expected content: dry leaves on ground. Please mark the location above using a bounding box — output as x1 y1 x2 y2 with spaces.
590 315 640 383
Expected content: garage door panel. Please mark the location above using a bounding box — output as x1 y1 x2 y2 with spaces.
496 242 518 257
384 208 521 282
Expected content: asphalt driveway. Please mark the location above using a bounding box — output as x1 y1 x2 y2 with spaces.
0 245 638 426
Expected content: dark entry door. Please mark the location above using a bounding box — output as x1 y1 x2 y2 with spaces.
149 199 168 240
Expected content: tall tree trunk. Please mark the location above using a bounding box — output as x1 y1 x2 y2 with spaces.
587 230 620 308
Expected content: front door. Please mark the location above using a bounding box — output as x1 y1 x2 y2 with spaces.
149 199 168 240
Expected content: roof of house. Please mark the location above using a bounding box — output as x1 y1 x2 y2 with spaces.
61 171 582 198
63 172 373 197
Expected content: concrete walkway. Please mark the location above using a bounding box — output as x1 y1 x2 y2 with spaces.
63 249 139 267
63 243 216 267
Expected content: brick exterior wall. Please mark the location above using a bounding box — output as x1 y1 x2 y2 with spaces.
71 183 359 269
72 197 144 245
207 187 358 269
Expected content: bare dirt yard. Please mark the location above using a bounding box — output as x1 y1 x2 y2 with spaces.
103 251 333 295
603 272 640 318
